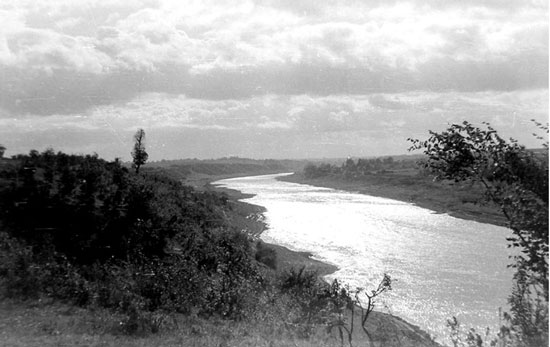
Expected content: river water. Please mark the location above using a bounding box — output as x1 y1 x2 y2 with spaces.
214 173 514 343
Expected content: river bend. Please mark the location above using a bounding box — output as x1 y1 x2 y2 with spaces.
214 173 514 343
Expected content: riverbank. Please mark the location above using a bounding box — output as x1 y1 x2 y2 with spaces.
279 172 507 227
210 182 339 277
209 177 442 347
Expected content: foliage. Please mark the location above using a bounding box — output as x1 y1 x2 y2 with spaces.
0 149 266 326
279 267 353 337
330 274 392 347
354 273 392 337
303 157 417 179
131 129 148 174
0 231 41 298
0 148 400 343
409 121 548 347
255 240 277 269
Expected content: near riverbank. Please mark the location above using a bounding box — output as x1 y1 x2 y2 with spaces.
209 178 442 347
209 182 339 277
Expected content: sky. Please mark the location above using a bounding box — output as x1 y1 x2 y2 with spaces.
0 0 548 160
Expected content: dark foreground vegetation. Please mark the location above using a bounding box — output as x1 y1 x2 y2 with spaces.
410 122 548 347
0 149 437 346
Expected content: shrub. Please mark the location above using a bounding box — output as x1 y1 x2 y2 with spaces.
0 231 40 298
279 267 352 334
255 241 277 269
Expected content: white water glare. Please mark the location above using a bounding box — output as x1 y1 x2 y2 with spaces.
214 173 514 343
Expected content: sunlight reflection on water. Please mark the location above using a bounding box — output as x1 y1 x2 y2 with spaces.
215 173 514 344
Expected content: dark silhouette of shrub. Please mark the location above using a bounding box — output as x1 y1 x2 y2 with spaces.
255 241 277 269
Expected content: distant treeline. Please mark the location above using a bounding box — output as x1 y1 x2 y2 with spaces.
303 156 420 179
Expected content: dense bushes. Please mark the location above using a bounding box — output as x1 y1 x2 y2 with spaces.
0 150 235 262
255 240 277 269
0 149 363 339
0 150 263 320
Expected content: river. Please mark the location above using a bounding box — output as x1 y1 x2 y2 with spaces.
214 173 514 343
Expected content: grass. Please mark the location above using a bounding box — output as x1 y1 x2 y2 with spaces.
0 298 440 347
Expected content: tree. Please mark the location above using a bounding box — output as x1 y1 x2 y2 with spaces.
131 129 148 174
409 121 548 346
0 144 5 158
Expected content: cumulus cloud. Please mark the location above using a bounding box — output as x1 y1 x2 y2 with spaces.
1 89 547 159
0 0 547 159
0 0 547 115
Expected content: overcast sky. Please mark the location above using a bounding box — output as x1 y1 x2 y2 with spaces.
1 0 548 160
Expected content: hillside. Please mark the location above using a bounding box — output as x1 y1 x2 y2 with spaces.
0 151 440 347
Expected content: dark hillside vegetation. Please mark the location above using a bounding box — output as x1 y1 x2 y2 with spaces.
0 150 260 318
0 150 439 346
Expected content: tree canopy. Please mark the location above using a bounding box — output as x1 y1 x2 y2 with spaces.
131 129 148 174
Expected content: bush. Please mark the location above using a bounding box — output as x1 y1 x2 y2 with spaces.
255 241 277 270
0 232 40 298
0 150 270 331
279 267 352 336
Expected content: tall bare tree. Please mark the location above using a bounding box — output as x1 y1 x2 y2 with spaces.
131 129 148 173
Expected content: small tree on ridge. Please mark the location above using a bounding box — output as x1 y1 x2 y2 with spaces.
131 129 148 174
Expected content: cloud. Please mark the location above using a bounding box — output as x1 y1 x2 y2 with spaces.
0 1 546 159
0 0 547 115
1 89 546 159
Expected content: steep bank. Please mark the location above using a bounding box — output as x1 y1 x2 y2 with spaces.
279 172 507 227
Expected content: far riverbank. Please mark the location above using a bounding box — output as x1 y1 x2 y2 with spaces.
278 172 507 227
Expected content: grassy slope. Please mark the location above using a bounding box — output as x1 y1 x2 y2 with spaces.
0 299 439 347
279 171 507 227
